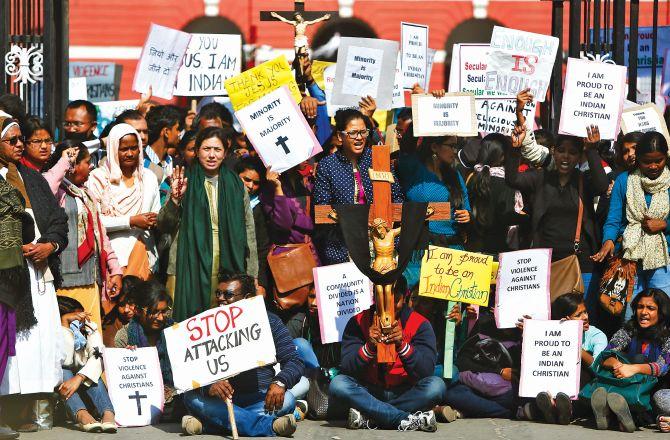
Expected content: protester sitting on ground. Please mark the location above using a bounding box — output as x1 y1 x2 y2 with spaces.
520 292 607 425
587 288 670 432
329 276 445 432
101 275 141 347
181 273 304 438
57 296 116 434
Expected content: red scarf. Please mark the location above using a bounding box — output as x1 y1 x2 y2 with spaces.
71 189 108 282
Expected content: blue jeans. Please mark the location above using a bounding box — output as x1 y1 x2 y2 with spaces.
183 388 296 437
328 374 446 429
62 368 114 419
294 338 319 370
444 382 515 418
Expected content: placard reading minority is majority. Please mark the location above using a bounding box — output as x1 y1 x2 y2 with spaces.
164 295 276 394
236 86 322 173
103 347 164 427
519 320 583 399
175 34 241 96
495 249 551 328
485 27 559 102
559 57 627 140
132 23 191 100
418 246 493 306
401 22 429 90
314 262 373 344
411 93 477 137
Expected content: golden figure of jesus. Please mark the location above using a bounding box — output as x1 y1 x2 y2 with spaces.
369 218 401 330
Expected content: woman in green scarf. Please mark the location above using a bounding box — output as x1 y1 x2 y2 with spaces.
158 127 258 322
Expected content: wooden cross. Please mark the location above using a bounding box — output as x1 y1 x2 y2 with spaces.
315 144 451 363
259 0 338 22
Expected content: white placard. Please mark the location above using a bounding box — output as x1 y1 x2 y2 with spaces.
164 295 276 394
175 34 242 96
69 77 88 101
426 48 436 88
477 98 536 136
401 22 429 90
559 57 627 140
495 249 551 329
95 100 140 136
411 93 477 137
391 54 406 109
663 48 670 104
332 37 399 110
69 62 118 102
236 86 322 173
621 103 670 143
324 65 352 117
519 320 583 399
314 262 373 344
132 23 191 100
103 347 164 427
485 27 559 102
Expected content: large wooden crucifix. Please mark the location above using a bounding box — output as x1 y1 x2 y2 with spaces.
315 145 451 363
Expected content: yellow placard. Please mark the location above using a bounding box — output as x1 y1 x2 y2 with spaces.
491 261 499 285
224 55 302 111
418 245 493 306
311 60 334 91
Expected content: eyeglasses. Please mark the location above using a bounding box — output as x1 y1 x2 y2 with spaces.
63 121 88 128
26 138 53 147
144 307 172 319
0 135 25 146
340 129 370 139
215 289 245 301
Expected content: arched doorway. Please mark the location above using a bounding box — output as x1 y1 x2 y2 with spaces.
311 17 377 61
182 16 245 40
443 18 503 88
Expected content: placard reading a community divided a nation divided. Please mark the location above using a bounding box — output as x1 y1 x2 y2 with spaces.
132 23 191 100
411 93 477 137
418 246 493 306
224 55 302 111
236 86 322 173
621 103 670 143
314 262 373 344
495 249 551 329
164 295 276 394
519 320 583 399
401 22 429 90
485 26 559 102
332 37 398 110
103 347 164 427
559 57 626 140
175 34 241 96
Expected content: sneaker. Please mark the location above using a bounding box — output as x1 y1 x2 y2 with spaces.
294 400 308 421
272 414 297 437
0 427 19 440
590 387 610 430
347 408 367 430
535 392 556 424
607 392 636 433
398 411 438 432
181 415 203 436
419 410 438 432
435 405 462 423
518 402 540 421
555 392 572 425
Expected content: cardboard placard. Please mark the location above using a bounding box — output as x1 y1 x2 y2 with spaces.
401 22 429 90
411 93 477 137
175 34 242 96
519 319 583 399
495 249 552 329
485 27 559 102
332 37 399 110
236 86 322 173
69 61 120 102
68 77 88 101
559 58 627 140
476 98 535 136
324 64 353 117
621 103 670 143
132 23 191 100
103 347 164 427
313 262 374 344
164 295 276 394
225 55 302 111
418 246 493 306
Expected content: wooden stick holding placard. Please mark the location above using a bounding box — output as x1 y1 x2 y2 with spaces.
225 398 239 440
315 144 450 363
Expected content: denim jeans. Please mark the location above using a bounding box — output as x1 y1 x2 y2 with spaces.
183 388 296 437
62 368 114 419
328 374 446 429
294 338 319 370
444 382 515 418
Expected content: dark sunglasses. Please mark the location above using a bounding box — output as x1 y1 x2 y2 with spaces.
215 289 244 301
1 135 25 146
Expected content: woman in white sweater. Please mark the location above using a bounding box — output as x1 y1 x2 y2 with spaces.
87 123 160 280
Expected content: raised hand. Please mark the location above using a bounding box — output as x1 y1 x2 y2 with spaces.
359 95 377 118
585 125 601 148
170 165 188 204
511 125 527 148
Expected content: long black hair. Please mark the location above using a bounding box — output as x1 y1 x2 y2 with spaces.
551 292 584 320
624 288 670 346
635 130 668 158
419 136 464 209
470 133 508 229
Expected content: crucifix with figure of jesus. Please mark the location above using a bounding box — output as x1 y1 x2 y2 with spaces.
315 144 451 363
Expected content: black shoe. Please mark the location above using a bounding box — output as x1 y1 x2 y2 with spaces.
536 392 556 423
555 392 572 425
607 392 635 433
591 387 610 430
0 427 19 440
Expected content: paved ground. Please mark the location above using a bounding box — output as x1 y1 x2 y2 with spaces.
17 419 669 440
